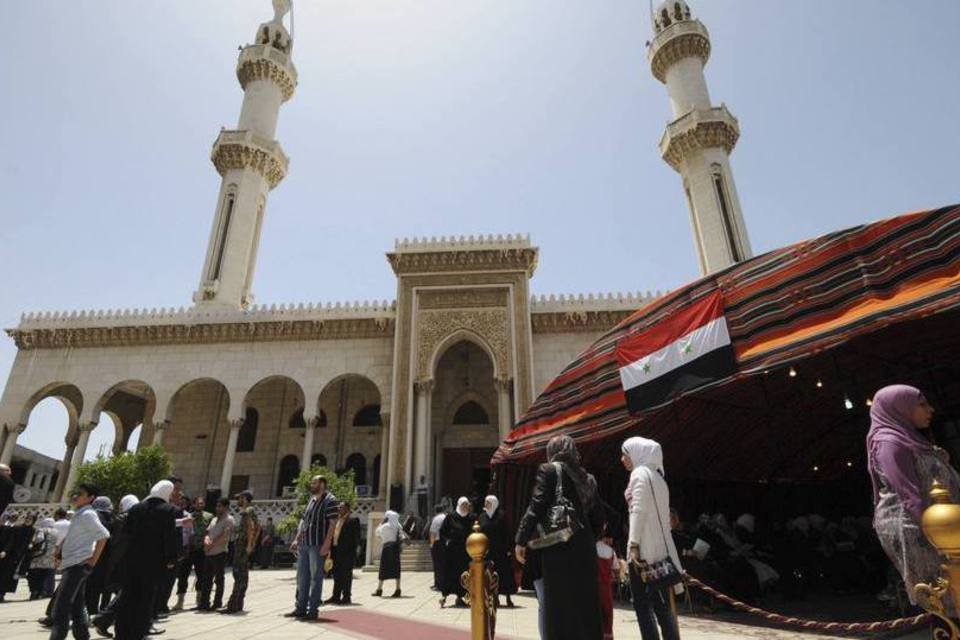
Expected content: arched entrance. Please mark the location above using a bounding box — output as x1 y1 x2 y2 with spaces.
432 341 500 501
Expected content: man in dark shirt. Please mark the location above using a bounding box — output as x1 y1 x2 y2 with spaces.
0 464 14 517
285 476 338 620
327 503 360 605
115 481 178 640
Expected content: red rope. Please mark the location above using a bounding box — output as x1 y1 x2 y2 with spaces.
684 575 931 633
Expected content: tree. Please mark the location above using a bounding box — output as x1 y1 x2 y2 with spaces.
73 445 172 505
277 466 357 535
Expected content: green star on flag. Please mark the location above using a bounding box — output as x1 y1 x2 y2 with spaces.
642 363 651 373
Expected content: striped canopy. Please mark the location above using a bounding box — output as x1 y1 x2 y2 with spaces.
493 204 960 478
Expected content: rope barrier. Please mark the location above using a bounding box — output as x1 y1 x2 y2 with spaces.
684 575 932 634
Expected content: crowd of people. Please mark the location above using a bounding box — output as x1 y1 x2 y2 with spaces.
0 383 955 639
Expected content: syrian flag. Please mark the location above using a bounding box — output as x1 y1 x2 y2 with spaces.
616 290 736 414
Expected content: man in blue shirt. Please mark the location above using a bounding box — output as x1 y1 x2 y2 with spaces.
49 482 110 640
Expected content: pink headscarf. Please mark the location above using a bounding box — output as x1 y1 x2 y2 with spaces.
866 384 932 502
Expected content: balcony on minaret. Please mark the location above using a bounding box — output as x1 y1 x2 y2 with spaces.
210 129 289 190
236 43 298 104
658 105 739 173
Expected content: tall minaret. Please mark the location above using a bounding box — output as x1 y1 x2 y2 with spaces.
194 0 297 308
648 0 751 275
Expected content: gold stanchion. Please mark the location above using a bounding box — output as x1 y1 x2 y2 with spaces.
917 480 960 639
461 522 499 640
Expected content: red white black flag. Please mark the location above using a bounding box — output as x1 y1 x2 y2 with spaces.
616 291 736 414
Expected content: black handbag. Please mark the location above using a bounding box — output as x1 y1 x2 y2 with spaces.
528 462 582 550
631 468 682 590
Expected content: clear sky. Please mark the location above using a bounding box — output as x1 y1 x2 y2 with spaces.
2 0 958 463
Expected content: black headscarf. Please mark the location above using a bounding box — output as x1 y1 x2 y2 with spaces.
546 435 597 512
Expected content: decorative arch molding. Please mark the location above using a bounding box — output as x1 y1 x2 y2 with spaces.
440 390 494 431
163 377 232 423
240 374 306 415
315 373 384 419
18 382 84 428
424 325 506 381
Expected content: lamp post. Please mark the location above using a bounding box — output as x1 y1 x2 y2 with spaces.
917 480 960 638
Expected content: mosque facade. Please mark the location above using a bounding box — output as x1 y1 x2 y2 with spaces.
0 1 748 509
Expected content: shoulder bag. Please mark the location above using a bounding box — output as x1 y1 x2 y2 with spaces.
631 467 682 591
528 461 582 550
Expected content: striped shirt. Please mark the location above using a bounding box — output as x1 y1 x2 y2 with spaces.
298 492 339 547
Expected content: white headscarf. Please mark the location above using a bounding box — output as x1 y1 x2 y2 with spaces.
148 480 174 503
456 496 471 517
483 495 498 518
376 510 401 543
385 510 400 527
622 436 665 476
38 517 55 529
120 494 140 513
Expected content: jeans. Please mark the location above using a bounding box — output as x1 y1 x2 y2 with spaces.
533 578 545 640
49 564 92 640
177 548 207 596
295 545 325 615
629 571 680 640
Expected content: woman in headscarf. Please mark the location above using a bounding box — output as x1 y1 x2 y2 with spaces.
373 510 403 598
515 435 602 640
0 512 35 602
622 436 682 640
28 517 57 599
439 496 475 608
867 384 960 615
478 495 517 608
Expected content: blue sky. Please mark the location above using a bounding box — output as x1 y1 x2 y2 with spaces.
2 0 958 462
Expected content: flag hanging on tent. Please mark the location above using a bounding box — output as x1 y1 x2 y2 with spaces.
616 290 736 414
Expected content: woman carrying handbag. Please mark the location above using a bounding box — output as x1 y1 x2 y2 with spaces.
622 436 684 640
515 435 602 640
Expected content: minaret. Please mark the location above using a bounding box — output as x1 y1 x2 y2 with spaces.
194 0 297 308
648 0 751 275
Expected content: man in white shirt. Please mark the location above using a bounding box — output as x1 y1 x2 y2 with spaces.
428 505 447 591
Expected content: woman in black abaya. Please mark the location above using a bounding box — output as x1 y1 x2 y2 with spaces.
478 495 517 608
439 496 475 608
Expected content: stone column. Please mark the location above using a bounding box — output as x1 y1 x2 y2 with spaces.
495 377 514 441
53 442 76 503
62 423 96 497
219 418 244 495
413 379 434 488
302 415 319 470
0 424 25 465
152 421 169 447
378 413 390 498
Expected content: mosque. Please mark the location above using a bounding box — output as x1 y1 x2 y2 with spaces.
0 0 750 510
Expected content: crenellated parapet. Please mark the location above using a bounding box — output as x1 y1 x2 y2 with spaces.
388 234 538 276
529 290 660 334
9 300 397 350
211 128 289 189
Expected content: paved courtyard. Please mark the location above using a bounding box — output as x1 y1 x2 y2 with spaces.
1 569 929 640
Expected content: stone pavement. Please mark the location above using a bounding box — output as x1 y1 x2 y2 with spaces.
1 569 929 640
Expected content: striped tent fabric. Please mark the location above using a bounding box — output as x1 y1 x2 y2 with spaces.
492 203 960 468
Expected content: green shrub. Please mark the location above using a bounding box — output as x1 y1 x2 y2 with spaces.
276 466 356 535
73 445 172 505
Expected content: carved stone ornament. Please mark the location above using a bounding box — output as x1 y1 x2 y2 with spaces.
416 308 510 379
649 21 711 84
7 317 395 351
414 378 435 395
237 52 296 102
660 107 739 172
530 309 634 334
387 248 538 277
418 289 507 310
212 140 287 190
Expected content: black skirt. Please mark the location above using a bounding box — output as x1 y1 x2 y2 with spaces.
379 541 401 580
